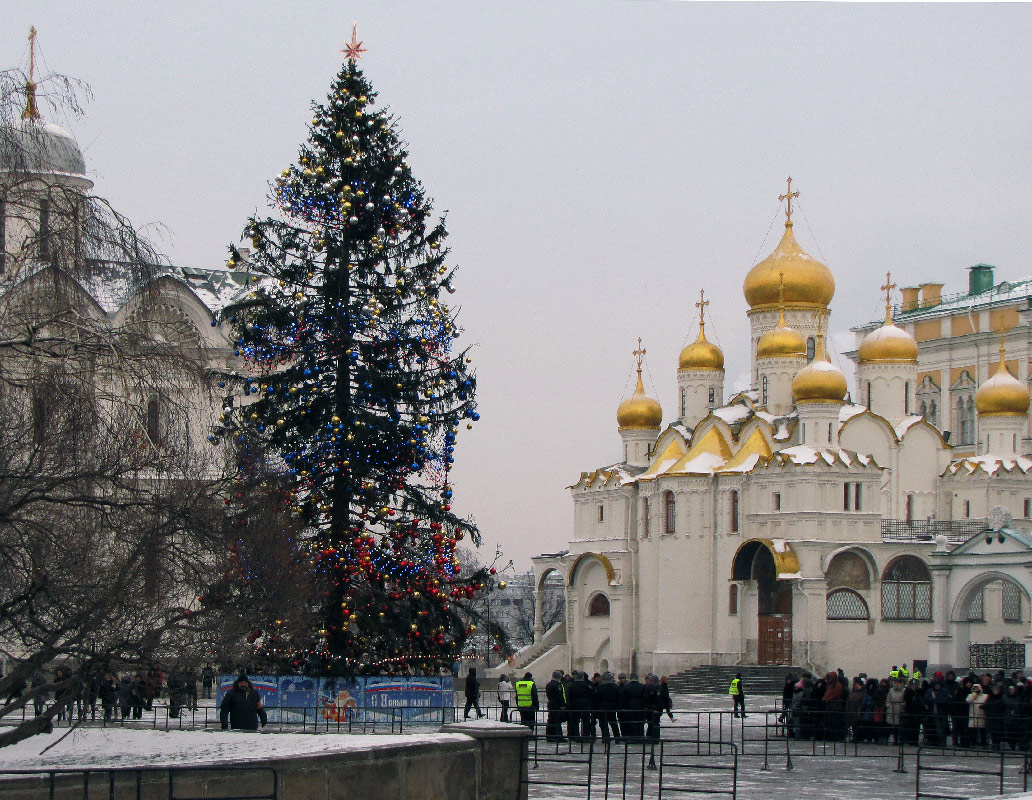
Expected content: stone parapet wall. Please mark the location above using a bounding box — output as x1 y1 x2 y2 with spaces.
0 725 532 800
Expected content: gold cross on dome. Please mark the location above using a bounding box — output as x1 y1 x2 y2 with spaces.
881 271 897 314
22 26 40 121
633 338 646 372
342 22 368 63
779 176 800 222
28 26 37 82
695 289 709 324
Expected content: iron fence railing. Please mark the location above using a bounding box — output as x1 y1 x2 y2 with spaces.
880 520 985 543
0 766 278 800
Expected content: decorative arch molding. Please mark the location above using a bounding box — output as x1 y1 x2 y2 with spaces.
537 565 566 591
949 570 1032 623
568 552 616 587
821 545 878 579
839 408 899 444
116 276 216 349
5 264 107 322
587 592 611 617
731 538 801 581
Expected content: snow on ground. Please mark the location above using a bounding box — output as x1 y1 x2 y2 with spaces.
0 728 468 770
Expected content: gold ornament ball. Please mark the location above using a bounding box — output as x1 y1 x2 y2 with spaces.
498 581 507 590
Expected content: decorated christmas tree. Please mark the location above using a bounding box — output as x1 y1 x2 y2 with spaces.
221 29 491 674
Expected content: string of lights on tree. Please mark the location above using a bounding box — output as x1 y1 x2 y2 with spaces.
212 33 505 675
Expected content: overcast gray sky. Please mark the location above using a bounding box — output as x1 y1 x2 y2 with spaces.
6 1 1032 570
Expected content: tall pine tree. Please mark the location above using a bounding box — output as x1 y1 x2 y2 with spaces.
222 42 488 674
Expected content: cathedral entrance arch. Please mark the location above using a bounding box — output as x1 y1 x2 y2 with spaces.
732 539 800 665
928 520 1032 672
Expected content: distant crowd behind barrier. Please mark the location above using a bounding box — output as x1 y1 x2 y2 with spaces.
214 675 455 723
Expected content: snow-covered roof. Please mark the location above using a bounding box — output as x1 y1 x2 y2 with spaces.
771 445 880 470
839 404 867 423
944 455 1032 477
895 415 925 438
712 405 752 425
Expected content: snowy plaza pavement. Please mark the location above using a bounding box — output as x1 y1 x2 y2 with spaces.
1 695 1031 798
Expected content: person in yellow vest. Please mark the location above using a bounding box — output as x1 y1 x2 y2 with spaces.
515 672 539 730
900 664 910 680
729 673 746 718
889 666 900 680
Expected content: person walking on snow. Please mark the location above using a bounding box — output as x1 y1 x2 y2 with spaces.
729 673 747 718
464 667 484 719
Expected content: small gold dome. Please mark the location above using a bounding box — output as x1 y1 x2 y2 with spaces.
858 308 918 364
679 322 724 371
744 221 835 310
756 306 806 359
976 344 1030 417
792 334 846 403
617 370 663 429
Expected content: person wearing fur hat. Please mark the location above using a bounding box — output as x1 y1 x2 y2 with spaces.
219 675 267 731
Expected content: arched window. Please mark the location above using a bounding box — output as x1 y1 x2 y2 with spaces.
866 381 872 410
904 381 911 415
664 491 676 534
827 589 870 620
1003 582 1022 622
680 388 686 417
588 593 610 617
806 337 816 362
905 494 914 525
641 497 650 538
826 551 871 590
967 589 984 621
761 375 769 406
729 490 740 533
881 556 932 620
729 584 739 616
146 397 161 445
708 387 716 408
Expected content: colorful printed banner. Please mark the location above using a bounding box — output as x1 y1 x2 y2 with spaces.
216 675 455 723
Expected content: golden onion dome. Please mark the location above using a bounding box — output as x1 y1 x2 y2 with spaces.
744 221 835 310
617 369 663 429
678 321 724 371
858 307 918 364
975 343 1030 417
792 333 847 403
756 306 806 359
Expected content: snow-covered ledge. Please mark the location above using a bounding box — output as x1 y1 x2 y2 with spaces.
0 727 524 800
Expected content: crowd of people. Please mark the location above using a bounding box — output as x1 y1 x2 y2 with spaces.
488 669 674 745
777 665 1032 750
3 663 220 721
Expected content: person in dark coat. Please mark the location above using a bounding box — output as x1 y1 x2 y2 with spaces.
131 673 147 719
984 684 1007 749
594 672 621 740
219 675 267 731
544 670 567 742
567 671 595 740
621 674 647 738
118 674 134 720
98 673 118 722
30 670 47 717
201 665 216 700
464 667 484 719
644 674 663 743
659 676 674 721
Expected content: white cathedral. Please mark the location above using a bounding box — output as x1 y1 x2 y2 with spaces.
524 188 1032 680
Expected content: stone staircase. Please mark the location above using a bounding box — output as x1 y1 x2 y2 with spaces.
665 664 805 695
